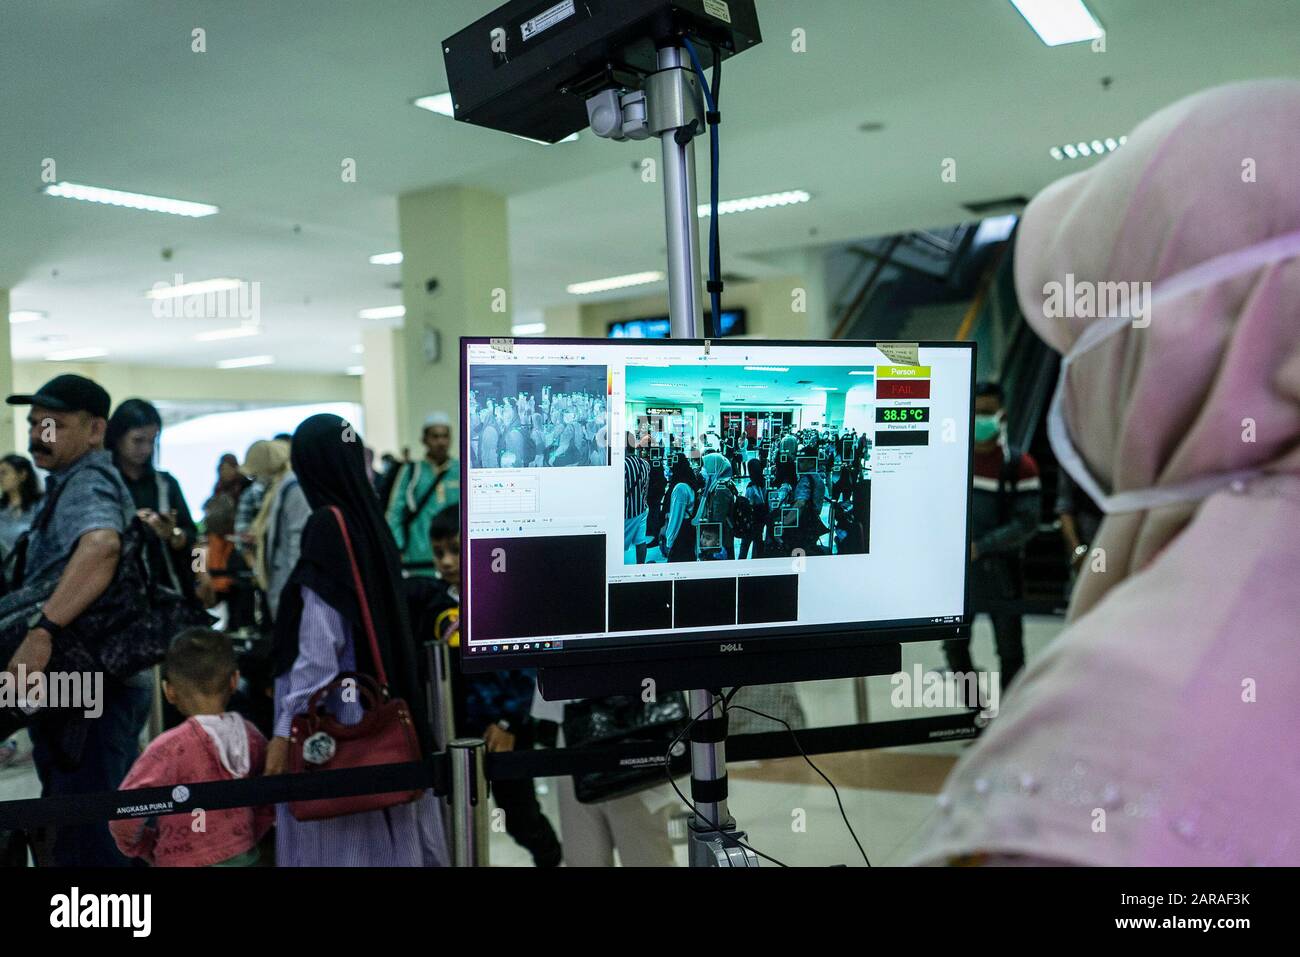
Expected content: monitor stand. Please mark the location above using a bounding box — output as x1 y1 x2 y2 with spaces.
685 688 758 867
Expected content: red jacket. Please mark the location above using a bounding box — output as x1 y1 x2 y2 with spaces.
110 716 273 867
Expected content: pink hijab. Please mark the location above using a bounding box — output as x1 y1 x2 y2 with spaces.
913 80 1300 866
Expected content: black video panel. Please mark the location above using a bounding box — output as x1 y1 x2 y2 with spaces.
738 575 799 625
469 534 606 641
673 577 737 629
609 580 673 633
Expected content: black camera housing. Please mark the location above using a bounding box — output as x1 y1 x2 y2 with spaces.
442 0 762 144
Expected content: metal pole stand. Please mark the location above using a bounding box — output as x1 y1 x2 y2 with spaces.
686 689 758 867
447 737 489 867
588 43 752 866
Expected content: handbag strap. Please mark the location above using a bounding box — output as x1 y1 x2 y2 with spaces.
326 505 389 689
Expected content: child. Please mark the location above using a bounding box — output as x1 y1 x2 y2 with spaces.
110 629 273 866
423 505 562 867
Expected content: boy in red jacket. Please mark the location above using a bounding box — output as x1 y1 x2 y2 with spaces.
111 629 272 866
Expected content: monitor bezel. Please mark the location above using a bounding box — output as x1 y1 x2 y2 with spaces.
458 336 976 674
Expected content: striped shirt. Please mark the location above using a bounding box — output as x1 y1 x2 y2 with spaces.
624 454 650 518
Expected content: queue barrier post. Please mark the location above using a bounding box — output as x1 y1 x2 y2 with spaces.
447 738 488 867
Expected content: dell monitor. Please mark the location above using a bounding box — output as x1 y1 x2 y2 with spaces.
460 337 975 696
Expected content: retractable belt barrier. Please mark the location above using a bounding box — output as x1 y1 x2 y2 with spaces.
0 712 981 830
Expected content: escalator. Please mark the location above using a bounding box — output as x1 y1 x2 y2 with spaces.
831 219 1073 608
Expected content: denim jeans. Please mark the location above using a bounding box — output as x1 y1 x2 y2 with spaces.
30 675 153 867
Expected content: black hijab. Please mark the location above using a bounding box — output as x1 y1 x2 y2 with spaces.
272 414 431 749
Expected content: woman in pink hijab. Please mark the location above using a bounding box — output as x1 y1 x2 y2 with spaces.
912 79 1300 866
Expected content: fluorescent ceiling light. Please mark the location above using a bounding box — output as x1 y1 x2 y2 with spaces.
217 355 274 369
43 181 218 218
346 366 365 377
1050 134 1127 161
9 311 45 324
511 322 547 336
146 277 243 300
352 344 365 354
567 272 664 296
415 93 579 145
1009 0 1104 47
811 386 839 391
194 326 260 342
848 371 873 376
414 93 455 117
744 366 788 373
369 251 403 265
699 190 811 218
358 305 406 320
46 347 107 361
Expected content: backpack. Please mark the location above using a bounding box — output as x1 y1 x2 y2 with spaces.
0 463 212 681
730 490 756 538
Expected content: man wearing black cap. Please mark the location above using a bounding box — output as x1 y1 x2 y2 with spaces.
4 374 147 866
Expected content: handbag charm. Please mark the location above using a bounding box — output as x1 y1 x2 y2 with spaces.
302 731 337 765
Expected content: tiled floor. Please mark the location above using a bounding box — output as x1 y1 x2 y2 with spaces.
0 615 1064 867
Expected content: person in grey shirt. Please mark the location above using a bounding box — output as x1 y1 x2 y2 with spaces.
3 374 151 866
263 472 310 620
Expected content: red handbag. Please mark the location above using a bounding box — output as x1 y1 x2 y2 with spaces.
287 506 424 821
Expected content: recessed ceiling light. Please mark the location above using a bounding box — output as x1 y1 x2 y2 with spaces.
566 272 665 296
369 251 403 265
511 322 547 336
744 366 788 373
43 181 218 218
9 311 45 324
146 278 243 300
1009 0 1104 47
352 344 365 354
46 347 108 361
699 190 811 218
194 326 260 342
346 366 365 376
217 355 274 369
358 305 406 320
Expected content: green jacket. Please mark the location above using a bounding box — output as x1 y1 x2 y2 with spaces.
385 458 460 575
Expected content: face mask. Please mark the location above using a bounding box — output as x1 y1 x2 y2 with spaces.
1049 228 1300 515
973 414 1001 444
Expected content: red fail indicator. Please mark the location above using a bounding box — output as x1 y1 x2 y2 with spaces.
877 379 931 400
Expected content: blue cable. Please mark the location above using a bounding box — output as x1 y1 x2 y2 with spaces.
683 37 721 337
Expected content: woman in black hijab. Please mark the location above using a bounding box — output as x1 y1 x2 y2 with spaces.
265 414 447 867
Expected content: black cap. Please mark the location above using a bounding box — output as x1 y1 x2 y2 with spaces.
7 374 111 419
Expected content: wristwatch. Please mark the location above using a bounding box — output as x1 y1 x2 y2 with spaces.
28 610 67 641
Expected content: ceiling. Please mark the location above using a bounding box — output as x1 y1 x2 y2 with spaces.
627 364 876 406
2 0 1295 373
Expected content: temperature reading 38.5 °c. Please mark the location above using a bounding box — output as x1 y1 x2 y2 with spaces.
876 407 931 423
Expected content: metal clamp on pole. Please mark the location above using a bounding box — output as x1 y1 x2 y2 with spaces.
447 737 489 867
586 44 706 340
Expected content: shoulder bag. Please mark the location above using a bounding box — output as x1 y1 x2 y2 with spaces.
287 505 424 821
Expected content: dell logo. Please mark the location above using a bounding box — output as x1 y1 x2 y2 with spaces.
720 643 744 653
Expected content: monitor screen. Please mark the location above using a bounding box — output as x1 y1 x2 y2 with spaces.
608 309 747 339
460 338 973 671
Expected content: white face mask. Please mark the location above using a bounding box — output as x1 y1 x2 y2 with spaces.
1049 228 1300 515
